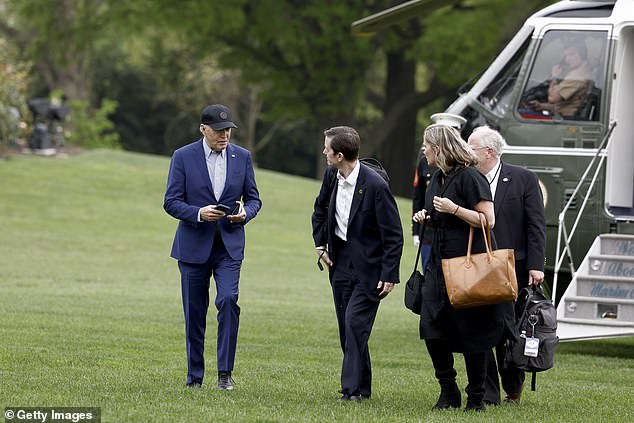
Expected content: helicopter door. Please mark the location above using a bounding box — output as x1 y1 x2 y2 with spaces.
605 25 634 220
505 27 610 269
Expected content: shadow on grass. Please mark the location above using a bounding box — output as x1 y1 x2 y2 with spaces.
558 337 634 359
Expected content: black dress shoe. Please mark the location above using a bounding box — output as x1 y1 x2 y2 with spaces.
464 401 486 412
337 394 362 402
217 371 234 391
186 381 202 389
504 392 521 404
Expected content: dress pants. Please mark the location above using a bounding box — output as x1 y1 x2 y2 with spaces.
484 259 528 403
178 233 242 385
330 237 379 397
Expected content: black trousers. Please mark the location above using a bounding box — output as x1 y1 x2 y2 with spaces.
425 338 486 405
483 258 529 403
330 237 379 397
484 343 526 403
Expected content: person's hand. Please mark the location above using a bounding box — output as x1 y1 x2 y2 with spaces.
316 249 332 269
529 100 554 112
413 209 427 223
529 100 544 111
551 63 565 79
200 205 226 222
413 235 420 248
377 281 394 298
528 270 545 286
227 201 246 223
432 196 458 215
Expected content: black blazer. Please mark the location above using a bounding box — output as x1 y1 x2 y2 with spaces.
412 154 436 242
312 163 404 290
493 162 546 273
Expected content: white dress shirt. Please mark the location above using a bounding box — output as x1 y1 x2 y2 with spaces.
334 160 360 241
203 139 226 200
486 159 502 200
198 140 227 222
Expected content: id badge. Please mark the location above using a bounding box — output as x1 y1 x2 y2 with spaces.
524 337 539 357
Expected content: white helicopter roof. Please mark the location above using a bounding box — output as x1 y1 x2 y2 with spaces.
526 0 634 28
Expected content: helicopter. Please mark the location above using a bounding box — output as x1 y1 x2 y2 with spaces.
353 0 634 341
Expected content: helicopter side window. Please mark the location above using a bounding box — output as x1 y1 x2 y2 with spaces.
478 36 531 117
518 30 607 121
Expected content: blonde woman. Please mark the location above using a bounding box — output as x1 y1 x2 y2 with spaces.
413 124 512 412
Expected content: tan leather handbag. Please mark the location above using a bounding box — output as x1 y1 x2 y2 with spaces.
442 213 518 309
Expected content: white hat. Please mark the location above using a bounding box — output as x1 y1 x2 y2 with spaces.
430 113 466 129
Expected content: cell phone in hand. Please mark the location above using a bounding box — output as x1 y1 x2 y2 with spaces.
229 204 241 216
215 204 231 213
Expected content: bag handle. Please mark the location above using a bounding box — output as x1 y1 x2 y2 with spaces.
479 212 494 259
413 218 427 273
465 212 493 264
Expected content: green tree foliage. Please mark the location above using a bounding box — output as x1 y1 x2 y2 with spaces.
67 99 120 149
2 0 107 101
97 0 381 176
0 36 30 158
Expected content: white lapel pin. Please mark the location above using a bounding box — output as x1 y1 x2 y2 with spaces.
502 177 509 182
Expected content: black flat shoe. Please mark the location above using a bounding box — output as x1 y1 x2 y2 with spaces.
432 386 461 410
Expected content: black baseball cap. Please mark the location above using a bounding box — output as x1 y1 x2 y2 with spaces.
200 104 238 130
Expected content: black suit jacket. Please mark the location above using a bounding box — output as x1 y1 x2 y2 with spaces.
412 154 436 242
312 164 404 290
493 162 546 275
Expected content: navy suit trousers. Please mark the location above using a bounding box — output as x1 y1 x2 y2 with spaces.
178 234 242 385
330 238 380 397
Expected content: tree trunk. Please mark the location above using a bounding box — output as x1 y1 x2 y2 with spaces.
380 51 417 197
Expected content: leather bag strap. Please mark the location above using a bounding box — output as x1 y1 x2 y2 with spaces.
467 212 493 264
413 218 427 273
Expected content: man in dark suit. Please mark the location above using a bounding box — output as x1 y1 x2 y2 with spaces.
164 104 262 390
467 125 546 405
412 151 435 269
311 126 403 402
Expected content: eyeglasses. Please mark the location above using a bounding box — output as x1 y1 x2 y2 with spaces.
471 146 489 151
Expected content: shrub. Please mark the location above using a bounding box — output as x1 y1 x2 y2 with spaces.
67 99 120 149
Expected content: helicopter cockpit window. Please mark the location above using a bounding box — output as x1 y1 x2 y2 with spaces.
478 36 531 117
518 30 607 121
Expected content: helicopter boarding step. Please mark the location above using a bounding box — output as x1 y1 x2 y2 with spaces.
557 234 634 341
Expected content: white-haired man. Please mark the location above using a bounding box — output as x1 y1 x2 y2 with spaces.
467 125 547 405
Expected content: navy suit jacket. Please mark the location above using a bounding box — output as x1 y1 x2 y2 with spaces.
493 161 546 273
164 139 262 263
312 164 403 290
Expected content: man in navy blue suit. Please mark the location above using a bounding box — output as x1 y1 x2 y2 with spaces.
467 125 546 405
312 126 403 402
164 104 262 390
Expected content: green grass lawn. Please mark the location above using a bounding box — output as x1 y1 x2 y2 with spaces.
1 150 632 422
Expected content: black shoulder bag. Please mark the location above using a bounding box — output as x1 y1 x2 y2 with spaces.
404 219 427 314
